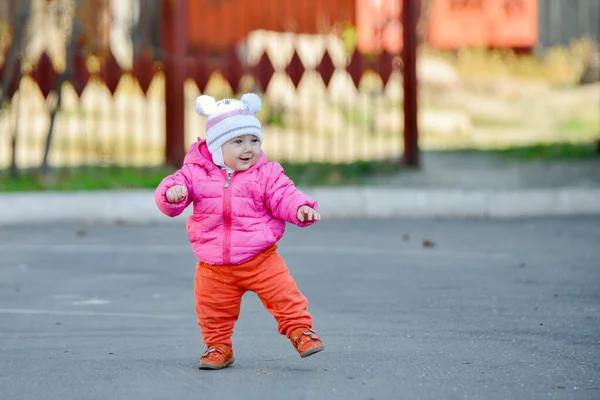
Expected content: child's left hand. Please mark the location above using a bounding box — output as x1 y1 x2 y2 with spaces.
297 206 321 222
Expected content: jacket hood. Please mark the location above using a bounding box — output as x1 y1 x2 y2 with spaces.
183 139 268 173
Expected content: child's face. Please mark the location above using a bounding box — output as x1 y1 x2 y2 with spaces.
222 134 261 171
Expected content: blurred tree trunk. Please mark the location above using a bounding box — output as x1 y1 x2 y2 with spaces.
1 0 31 178
40 0 82 173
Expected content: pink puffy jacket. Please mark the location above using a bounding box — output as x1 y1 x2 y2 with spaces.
154 140 318 265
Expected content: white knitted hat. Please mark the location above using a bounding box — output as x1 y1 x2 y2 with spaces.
195 93 263 168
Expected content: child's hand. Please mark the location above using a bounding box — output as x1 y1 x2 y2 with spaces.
166 185 187 203
297 206 321 222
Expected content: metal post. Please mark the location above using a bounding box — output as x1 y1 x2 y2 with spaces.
161 0 187 167
402 0 420 167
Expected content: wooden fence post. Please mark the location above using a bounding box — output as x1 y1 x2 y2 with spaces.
160 0 187 167
402 0 420 167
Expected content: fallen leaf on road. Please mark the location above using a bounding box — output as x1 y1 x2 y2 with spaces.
422 240 435 248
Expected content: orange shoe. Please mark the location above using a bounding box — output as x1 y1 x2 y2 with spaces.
198 343 235 370
289 328 325 358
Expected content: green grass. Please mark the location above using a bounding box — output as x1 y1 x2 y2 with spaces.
0 166 178 192
280 160 401 186
0 161 403 192
1 142 597 192
455 141 599 161
493 142 599 161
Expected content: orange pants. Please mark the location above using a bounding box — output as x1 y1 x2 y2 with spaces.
194 245 312 347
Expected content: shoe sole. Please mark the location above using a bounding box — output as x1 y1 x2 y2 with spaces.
300 344 325 358
198 357 235 370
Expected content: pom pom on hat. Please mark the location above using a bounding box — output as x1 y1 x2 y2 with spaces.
240 93 262 113
195 95 216 116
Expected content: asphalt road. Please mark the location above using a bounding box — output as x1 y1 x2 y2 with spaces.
0 217 599 400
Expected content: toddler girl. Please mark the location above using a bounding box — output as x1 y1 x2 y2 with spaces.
154 93 324 370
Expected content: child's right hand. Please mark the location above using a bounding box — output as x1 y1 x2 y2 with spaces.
166 185 187 203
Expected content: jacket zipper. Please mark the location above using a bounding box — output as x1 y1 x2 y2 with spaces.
222 171 234 265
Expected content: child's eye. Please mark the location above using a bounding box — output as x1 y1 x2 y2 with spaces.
234 139 243 144
251 138 259 143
